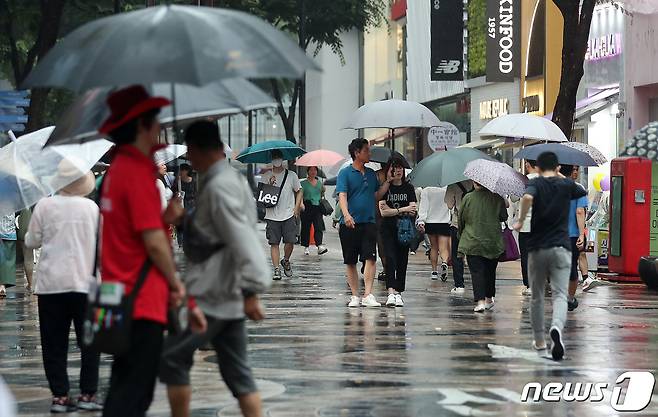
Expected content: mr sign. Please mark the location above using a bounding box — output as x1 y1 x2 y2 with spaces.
428 122 461 152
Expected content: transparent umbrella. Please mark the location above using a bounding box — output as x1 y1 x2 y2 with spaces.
0 127 112 216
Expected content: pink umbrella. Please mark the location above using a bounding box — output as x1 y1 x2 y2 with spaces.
296 149 345 167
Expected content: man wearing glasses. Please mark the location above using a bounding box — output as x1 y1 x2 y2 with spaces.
336 138 393 307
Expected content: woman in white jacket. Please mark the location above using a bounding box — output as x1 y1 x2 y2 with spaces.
417 186 452 281
25 168 102 413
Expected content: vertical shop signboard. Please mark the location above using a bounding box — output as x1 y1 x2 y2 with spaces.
430 0 464 81
486 0 521 82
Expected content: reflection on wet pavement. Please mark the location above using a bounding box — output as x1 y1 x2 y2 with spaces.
2 224 658 416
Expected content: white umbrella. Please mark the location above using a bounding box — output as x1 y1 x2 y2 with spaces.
154 144 187 165
561 142 607 165
343 99 440 130
463 159 528 197
0 126 113 216
479 114 568 142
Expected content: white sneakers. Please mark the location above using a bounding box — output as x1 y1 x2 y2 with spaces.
348 296 360 308
361 294 381 307
521 287 532 296
473 304 486 312
485 298 495 310
395 294 404 307
431 271 439 280
450 287 465 294
304 247 310 256
386 294 397 307
348 294 382 307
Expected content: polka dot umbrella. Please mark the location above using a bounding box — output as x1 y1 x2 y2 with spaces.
621 121 658 161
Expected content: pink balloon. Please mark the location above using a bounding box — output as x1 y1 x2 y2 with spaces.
601 175 611 191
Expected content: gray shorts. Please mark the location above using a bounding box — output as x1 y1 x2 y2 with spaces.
159 317 257 398
266 217 297 245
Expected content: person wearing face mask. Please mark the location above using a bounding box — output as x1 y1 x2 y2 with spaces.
259 150 302 280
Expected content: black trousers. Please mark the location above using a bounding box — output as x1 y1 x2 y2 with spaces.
383 227 410 292
300 203 323 246
103 320 165 417
450 227 465 288
38 293 100 397
466 255 498 302
518 232 530 288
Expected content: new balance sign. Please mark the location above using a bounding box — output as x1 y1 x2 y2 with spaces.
430 0 463 81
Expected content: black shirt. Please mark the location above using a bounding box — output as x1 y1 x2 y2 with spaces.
382 182 417 229
525 176 587 252
174 178 197 211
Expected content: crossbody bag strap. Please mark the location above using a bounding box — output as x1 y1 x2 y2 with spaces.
91 176 105 279
125 259 153 303
276 169 289 201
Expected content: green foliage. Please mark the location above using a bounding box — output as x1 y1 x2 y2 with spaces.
467 0 486 79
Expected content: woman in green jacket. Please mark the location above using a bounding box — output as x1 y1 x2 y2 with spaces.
458 182 508 312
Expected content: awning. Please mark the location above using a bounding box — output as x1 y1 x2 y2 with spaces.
544 87 619 120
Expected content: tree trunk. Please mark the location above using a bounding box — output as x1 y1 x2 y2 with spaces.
551 0 596 140
270 79 300 144
25 88 50 132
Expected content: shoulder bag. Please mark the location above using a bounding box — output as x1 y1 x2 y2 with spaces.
256 169 289 208
499 222 520 262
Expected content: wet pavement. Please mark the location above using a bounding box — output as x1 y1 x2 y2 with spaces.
2 223 658 416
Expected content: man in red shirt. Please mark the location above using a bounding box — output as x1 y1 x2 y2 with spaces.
99 85 185 417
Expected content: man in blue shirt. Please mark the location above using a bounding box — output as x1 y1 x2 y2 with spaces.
560 165 588 312
337 138 393 308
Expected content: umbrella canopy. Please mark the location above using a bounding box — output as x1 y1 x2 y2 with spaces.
621 121 658 161
295 150 345 167
46 79 276 147
236 140 305 164
154 144 187 165
464 159 528 197
22 5 319 92
343 99 440 130
369 148 411 168
328 159 382 176
560 142 607 165
514 143 598 167
479 114 568 142
0 127 112 216
408 148 496 187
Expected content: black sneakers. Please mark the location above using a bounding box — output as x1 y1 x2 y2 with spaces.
568 297 579 311
550 326 565 361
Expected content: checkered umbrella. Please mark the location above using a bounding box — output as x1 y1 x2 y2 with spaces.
463 159 528 197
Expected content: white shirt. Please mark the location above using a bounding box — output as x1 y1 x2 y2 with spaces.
25 195 99 295
418 187 451 224
156 178 173 211
260 169 301 222
520 172 539 233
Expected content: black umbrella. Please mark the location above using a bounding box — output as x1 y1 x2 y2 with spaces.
46 79 276 147
514 143 598 167
369 148 410 168
22 5 319 92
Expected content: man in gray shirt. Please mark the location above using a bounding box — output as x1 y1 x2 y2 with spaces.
160 121 270 417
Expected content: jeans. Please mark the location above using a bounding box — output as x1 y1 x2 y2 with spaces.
450 227 464 288
38 293 100 397
528 247 571 342
466 255 498 302
382 227 410 293
103 321 164 417
518 232 530 288
300 203 324 247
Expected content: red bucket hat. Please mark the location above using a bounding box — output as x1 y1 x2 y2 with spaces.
99 85 171 134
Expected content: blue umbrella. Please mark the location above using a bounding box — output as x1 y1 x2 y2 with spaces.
513 143 598 167
236 140 306 164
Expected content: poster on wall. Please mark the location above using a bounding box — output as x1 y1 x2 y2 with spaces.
428 122 461 151
430 0 464 81
486 0 521 82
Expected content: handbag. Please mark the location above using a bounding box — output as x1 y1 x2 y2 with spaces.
320 198 334 216
397 216 416 246
256 169 288 208
499 223 520 262
83 259 151 355
182 208 225 263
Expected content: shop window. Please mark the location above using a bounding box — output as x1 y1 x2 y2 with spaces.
527 0 545 79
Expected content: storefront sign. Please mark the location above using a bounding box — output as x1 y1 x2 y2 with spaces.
430 0 464 81
480 98 509 119
428 122 461 151
522 95 540 113
585 33 622 61
486 0 521 82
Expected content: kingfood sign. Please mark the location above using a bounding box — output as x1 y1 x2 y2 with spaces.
486 0 520 82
